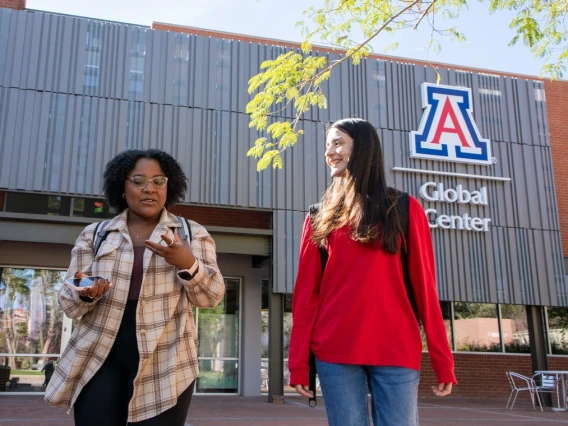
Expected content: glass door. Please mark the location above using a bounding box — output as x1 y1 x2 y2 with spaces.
195 277 240 394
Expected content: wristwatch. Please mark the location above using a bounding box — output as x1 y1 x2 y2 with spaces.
178 259 199 280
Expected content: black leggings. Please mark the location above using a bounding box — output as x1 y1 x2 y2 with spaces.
74 300 195 426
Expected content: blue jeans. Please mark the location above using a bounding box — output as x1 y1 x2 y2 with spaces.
316 358 420 426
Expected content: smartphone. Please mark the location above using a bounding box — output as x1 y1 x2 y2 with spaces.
64 276 104 288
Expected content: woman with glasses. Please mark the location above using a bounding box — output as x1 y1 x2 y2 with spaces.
45 149 225 426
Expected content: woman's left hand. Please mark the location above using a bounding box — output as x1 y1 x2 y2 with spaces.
145 229 196 270
431 382 452 397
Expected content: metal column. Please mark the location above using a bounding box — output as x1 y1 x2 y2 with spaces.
268 256 284 403
527 305 551 406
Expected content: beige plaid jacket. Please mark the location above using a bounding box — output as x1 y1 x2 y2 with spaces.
44 209 225 422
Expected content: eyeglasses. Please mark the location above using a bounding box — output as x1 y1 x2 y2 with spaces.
127 176 169 189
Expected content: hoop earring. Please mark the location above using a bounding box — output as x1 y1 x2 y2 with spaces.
122 193 126 198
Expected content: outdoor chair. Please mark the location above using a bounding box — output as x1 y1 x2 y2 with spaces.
532 372 563 409
505 371 544 412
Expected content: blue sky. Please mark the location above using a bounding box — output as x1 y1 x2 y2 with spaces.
27 0 546 77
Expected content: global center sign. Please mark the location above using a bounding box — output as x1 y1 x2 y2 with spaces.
404 82 509 232
419 182 491 232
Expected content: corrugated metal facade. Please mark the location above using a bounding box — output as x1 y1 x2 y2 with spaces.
0 9 564 305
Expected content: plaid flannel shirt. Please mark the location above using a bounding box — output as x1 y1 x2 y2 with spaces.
44 209 225 422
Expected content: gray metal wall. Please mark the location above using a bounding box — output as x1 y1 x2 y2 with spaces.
0 9 564 305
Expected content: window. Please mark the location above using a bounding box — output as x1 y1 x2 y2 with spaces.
501 304 530 353
0 267 67 393
5 193 71 216
260 280 295 393
172 34 190 106
83 23 103 94
5 193 120 219
129 70 144 93
453 303 501 352
547 307 568 355
261 280 269 392
73 198 117 219
128 28 147 99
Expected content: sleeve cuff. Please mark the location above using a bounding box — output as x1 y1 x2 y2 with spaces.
289 367 310 387
435 369 457 385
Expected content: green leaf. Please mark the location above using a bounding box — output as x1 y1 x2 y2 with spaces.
384 42 399 53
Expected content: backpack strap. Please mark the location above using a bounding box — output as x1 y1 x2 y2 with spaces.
309 203 328 271
93 220 110 257
307 203 325 408
396 192 420 324
176 216 193 243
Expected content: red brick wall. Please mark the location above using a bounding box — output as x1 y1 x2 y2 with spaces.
0 0 25 10
168 205 271 230
418 352 568 398
545 79 568 257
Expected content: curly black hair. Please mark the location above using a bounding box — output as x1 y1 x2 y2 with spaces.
103 149 188 212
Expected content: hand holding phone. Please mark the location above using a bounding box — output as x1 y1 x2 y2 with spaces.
65 271 111 299
65 276 105 288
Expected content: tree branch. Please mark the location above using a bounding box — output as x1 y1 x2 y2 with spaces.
309 0 424 82
414 1 436 30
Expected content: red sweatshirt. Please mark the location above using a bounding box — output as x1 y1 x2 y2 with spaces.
288 196 456 387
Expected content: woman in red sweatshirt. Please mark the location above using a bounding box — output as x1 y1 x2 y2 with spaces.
288 118 456 426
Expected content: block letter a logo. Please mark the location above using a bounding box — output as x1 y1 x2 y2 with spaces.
409 83 492 165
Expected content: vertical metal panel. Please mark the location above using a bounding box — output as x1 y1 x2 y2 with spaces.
59 94 76 194
58 15 73 93
185 108 204 203
33 93 51 191
112 25 128 100
192 35 209 109
14 88 29 189
19 12 34 90
24 89 44 190
26 12 45 90
273 209 306 294
6 10 25 88
66 96 82 194
0 88 19 187
0 9 11 86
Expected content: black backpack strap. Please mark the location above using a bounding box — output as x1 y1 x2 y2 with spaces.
307 203 324 407
397 192 420 324
93 220 110 257
309 203 328 270
176 215 193 243
308 351 317 407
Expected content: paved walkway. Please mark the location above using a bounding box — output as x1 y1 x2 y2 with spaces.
1 394 568 425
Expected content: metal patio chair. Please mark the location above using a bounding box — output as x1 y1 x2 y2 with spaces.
533 372 563 409
505 371 544 412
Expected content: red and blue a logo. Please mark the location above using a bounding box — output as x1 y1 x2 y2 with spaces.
409 83 492 165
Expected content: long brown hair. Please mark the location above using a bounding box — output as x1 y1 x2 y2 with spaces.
310 118 406 254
